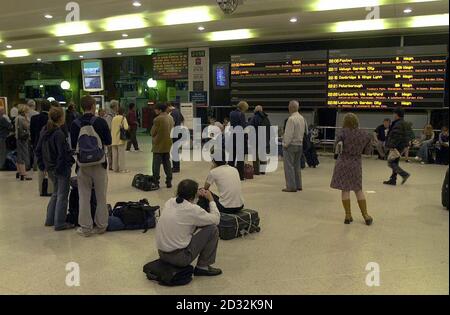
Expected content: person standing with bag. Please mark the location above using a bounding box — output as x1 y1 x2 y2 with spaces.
126 103 140 152
111 107 129 173
35 107 75 231
383 107 411 186
15 104 32 181
331 113 373 226
70 96 112 237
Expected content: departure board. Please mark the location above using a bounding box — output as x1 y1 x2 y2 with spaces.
327 46 447 109
230 51 328 107
152 51 188 80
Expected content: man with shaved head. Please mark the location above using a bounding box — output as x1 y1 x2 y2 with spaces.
282 100 307 192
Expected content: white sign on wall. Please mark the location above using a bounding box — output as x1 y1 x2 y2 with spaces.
180 103 194 130
188 48 210 107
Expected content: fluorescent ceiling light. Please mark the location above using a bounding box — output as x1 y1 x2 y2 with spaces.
333 19 387 32
313 0 382 11
161 6 214 26
52 22 92 37
403 8 413 14
208 29 254 41
409 14 449 27
2 49 30 58
112 38 147 49
102 14 148 31
72 42 103 52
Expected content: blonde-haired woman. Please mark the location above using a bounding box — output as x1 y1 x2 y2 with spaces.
331 113 373 225
416 124 435 164
110 107 129 173
15 104 32 181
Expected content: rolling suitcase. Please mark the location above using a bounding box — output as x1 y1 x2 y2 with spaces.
219 209 261 240
442 169 449 210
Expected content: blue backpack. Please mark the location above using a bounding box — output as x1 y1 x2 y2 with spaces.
75 117 105 167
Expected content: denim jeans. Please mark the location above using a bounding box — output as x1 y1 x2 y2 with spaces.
46 171 71 230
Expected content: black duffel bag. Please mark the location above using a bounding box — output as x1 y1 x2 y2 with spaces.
143 259 194 287
132 174 159 191
219 209 261 240
112 199 159 233
443 168 449 210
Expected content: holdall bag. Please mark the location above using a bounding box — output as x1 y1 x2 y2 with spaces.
112 199 160 233
67 177 97 225
143 259 194 287
219 209 261 240
244 164 254 180
442 168 449 210
119 116 130 141
132 174 159 191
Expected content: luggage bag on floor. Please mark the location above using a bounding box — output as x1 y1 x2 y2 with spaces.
219 209 261 240
108 199 159 232
143 259 194 286
132 174 159 191
443 169 449 210
67 177 97 225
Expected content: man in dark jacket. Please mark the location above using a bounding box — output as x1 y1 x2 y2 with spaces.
0 108 13 170
169 103 185 173
229 101 249 180
384 108 412 186
30 100 52 196
126 103 140 152
249 105 271 175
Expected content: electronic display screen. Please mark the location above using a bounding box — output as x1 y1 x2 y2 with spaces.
82 61 102 76
227 46 447 109
214 64 229 89
84 76 102 90
328 46 447 109
230 51 328 107
81 59 104 92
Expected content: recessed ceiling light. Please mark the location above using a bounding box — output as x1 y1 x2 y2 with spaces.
6 45 12 49
122 33 129 37
290 17 298 23
404 8 413 14
0 61 4 64
59 40 66 44
198 26 205 31
117 52 123 56
44 14 53 19
79 55 84 58
132 1 142 7
37 58 42 62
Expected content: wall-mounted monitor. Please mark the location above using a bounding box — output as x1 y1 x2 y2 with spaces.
81 59 104 92
213 64 230 89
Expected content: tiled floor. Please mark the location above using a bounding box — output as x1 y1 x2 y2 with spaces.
0 136 448 295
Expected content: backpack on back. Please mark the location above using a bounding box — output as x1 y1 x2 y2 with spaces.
75 117 105 167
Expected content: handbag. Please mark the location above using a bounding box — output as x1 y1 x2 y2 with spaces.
119 117 130 141
387 149 401 161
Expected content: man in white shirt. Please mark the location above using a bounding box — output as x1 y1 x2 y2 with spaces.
282 100 306 192
104 100 118 171
199 158 245 214
156 179 222 277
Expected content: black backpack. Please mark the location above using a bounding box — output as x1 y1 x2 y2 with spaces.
143 259 194 287
112 199 159 233
132 174 159 191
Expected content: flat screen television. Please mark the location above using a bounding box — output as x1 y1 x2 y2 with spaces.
213 64 230 89
81 59 104 92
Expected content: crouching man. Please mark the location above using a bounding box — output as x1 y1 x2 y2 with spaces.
156 179 222 277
